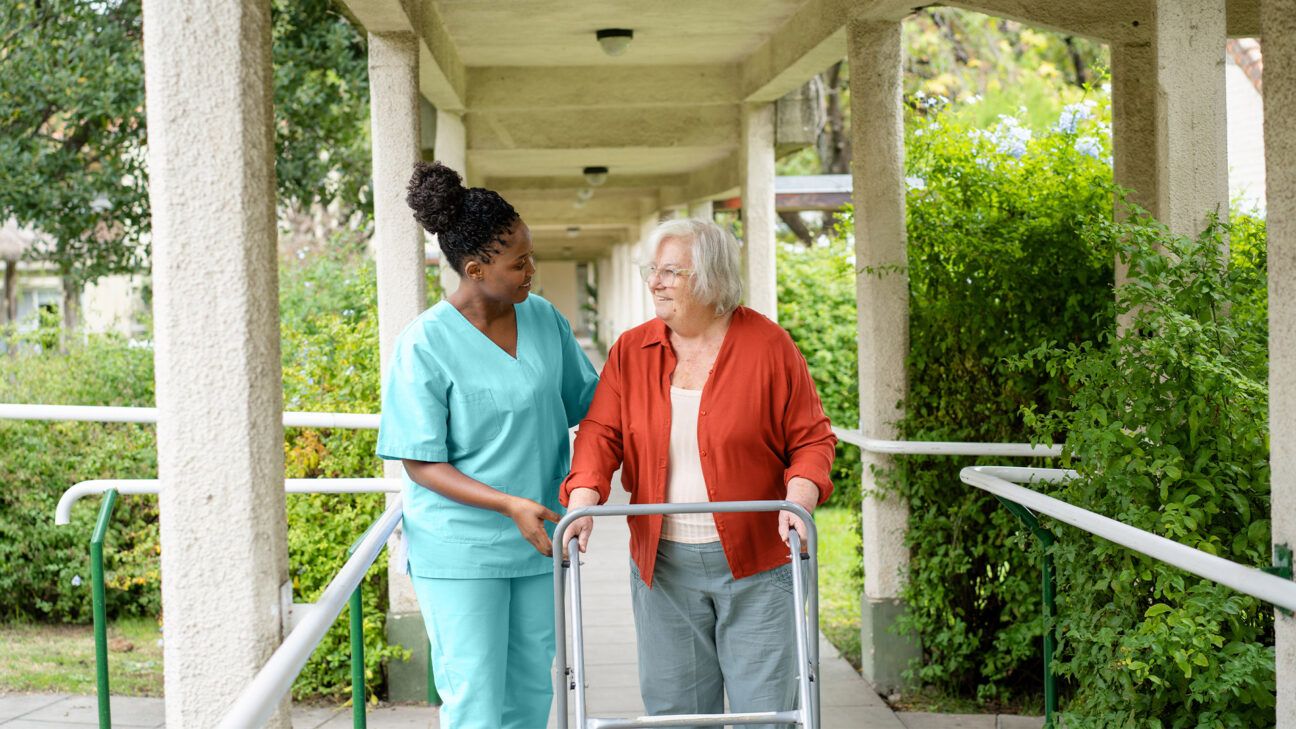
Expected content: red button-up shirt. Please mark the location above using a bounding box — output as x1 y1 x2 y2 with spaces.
560 307 837 586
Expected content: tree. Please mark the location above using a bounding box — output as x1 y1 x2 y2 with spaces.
0 0 372 330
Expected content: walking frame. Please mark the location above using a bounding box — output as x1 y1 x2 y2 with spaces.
553 500 821 728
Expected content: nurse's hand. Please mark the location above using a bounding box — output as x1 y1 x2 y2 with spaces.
506 496 560 556
561 487 601 558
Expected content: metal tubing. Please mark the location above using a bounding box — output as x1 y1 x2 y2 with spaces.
217 498 403 729
0 403 381 430
569 540 589 729
787 529 812 728
349 587 366 729
993 496 1057 726
962 466 1296 613
90 488 118 729
57 478 401 525
553 500 818 729
832 426 1061 458
587 710 803 728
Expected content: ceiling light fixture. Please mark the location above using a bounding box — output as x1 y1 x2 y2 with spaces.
596 28 633 57
582 166 609 187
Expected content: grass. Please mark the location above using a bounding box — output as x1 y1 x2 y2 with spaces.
815 506 862 670
0 617 163 696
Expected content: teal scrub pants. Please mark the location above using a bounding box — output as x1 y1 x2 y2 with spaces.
412 572 555 729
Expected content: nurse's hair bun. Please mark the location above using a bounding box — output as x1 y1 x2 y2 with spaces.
405 161 520 274
406 161 465 236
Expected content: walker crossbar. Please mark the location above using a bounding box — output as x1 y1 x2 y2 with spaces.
552 500 820 729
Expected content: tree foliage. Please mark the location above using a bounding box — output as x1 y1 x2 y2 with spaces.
0 0 372 289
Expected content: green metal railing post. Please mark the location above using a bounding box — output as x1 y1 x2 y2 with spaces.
349 585 366 729
995 496 1057 726
91 488 119 729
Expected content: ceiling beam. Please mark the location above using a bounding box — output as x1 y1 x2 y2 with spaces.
418 1 466 111
509 192 660 228
466 106 739 150
741 0 852 102
467 65 740 111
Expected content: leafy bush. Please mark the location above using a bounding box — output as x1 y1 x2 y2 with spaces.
1019 213 1273 726
890 100 1115 702
0 335 158 622
777 226 861 509
0 242 443 700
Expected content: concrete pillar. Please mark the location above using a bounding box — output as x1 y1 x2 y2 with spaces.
847 15 918 695
638 211 659 326
368 31 430 702
596 255 613 349
435 109 466 298
141 0 289 725
689 200 715 221
741 103 778 321
1153 0 1229 237
1264 1 1296 722
1111 42 1160 221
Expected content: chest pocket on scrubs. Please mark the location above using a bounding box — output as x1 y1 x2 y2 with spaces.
448 388 503 451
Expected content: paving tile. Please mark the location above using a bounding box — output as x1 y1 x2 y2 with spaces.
996 715 1045 729
20 695 163 728
1 720 104 729
316 703 438 729
292 703 346 729
897 711 997 729
820 705 908 729
0 695 69 722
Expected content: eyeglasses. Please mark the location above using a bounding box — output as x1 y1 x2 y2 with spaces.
638 264 694 285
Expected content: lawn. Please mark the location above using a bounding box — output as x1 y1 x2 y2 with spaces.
0 617 163 696
814 506 862 670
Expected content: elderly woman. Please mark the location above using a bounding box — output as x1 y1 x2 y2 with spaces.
560 218 836 724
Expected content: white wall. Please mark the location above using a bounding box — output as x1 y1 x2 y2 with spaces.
1227 52 1267 213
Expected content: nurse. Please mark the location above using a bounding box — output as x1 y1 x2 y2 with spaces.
377 161 599 729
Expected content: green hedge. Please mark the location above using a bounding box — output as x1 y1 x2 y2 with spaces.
0 242 436 700
1020 213 1273 726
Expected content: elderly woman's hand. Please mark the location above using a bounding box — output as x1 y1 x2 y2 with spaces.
779 477 820 550
562 487 601 559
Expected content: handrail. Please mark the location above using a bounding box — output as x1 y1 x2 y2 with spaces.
832 426 1061 458
56 478 400 525
217 497 404 729
0 403 381 429
960 466 1296 613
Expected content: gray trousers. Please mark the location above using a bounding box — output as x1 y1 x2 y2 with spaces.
630 539 798 729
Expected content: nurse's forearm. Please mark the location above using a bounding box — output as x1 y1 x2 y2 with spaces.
400 459 517 514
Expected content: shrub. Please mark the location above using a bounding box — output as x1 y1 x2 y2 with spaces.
1019 213 1273 726
0 242 443 700
890 99 1115 703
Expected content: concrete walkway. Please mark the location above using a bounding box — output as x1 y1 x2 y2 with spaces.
0 471 1041 728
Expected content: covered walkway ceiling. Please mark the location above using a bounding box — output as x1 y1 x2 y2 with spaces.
341 0 1264 259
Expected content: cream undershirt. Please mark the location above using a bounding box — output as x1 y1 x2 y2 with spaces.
661 386 720 543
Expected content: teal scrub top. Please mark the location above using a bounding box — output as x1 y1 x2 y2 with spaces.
376 294 599 579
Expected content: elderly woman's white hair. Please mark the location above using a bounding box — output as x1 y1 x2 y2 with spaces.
647 218 744 315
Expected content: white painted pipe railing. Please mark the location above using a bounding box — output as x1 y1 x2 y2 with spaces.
216 497 404 729
0 403 381 430
832 426 1061 458
55 478 401 525
961 465 1296 613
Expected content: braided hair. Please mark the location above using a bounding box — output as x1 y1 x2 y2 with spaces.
406 161 520 274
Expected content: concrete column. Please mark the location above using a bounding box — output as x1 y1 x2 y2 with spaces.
688 200 714 221
1153 0 1229 237
847 15 918 695
435 109 466 298
141 0 288 725
741 103 778 321
368 31 429 702
1111 42 1160 221
637 211 659 326
596 255 613 349
1264 1 1296 722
